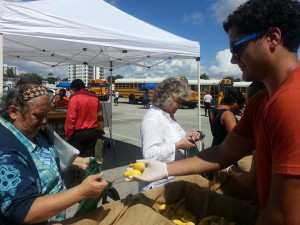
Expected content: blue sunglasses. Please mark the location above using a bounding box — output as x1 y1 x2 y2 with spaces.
230 31 265 59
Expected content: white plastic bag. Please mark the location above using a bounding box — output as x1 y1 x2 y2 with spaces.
45 125 79 173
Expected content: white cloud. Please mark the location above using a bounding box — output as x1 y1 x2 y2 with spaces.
208 49 242 79
113 59 199 80
183 12 203 24
5 60 68 78
210 0 247 24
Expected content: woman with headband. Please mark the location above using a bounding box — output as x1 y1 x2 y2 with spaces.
0 77 108 224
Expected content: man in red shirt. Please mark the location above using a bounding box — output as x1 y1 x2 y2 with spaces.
65 79 102 157
132 0 300 224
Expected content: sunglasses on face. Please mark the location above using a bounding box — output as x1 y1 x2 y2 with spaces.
230 30 265 59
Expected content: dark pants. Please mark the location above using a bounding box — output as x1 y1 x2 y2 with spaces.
64 128 97 188
114 97 119 105
204 102 211 116
69 128 98 157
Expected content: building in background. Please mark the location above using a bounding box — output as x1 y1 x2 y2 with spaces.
3 64 19 76
68 65 104 86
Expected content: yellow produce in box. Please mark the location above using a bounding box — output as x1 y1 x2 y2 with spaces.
182 217 196 224
123 169 142 178
129 162 146 172
185 222 195 225
172 219 186 225
158 204 167 212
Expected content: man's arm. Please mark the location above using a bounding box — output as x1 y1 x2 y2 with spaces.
256 174 300 225
64 98 77 139
134 131 254 182
168 131 254 176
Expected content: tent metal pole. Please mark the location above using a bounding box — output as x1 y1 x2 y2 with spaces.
109 61 113 145
0 34 3 95
196 57 202 150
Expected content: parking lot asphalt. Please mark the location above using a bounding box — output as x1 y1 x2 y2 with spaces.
67 98 213 217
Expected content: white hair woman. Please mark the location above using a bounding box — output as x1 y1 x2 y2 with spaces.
139 77 201 192
0 77 108 224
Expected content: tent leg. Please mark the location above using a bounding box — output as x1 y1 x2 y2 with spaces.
196 57 202 151
109 61 116 160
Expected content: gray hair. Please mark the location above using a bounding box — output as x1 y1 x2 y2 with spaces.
1 77 49 121
151 77 190 107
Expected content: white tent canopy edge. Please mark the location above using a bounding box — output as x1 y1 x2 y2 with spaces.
0 0 202 140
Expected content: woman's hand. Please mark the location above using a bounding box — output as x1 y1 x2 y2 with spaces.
186 131 202 142
77 172 109 199
175 138 195 150
72 157 102 170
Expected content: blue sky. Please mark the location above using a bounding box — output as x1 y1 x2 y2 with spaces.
105 0 246 80
5 0 300 80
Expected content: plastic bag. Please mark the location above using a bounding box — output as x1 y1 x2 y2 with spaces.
74 157 112 216
185 131 205 158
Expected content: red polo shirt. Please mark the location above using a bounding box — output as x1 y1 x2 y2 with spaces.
65 88 101 139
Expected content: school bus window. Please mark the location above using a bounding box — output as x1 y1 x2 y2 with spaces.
201 85 209 91
241 87 247 92
190 85 198 91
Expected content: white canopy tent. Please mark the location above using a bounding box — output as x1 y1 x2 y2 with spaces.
0 0 202 141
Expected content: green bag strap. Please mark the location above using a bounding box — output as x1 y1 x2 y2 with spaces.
75 157 113 216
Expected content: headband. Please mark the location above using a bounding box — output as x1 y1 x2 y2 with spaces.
23 85 48 101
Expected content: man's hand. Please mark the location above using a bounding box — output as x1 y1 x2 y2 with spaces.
129 159 168 182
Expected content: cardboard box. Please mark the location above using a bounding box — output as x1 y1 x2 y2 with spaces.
50 175 258 225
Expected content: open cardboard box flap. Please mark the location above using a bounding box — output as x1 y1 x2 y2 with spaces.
50 175 258 225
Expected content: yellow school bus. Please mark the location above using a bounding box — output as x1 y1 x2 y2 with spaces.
233 81 252 97
88 79 109 101
114 77 198 108
189 79 220 106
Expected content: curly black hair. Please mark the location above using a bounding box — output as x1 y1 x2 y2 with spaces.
223 0 300 52
221 89 246 108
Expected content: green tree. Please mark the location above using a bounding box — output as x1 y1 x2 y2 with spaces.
233 77 242 82
6 68 15 78
106 75 124 84
46 77 59 84
62 77 68 81
21 73 43 80
223 76 235 83
200 73 209 80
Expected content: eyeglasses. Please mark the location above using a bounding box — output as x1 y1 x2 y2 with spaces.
230 31 265 59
